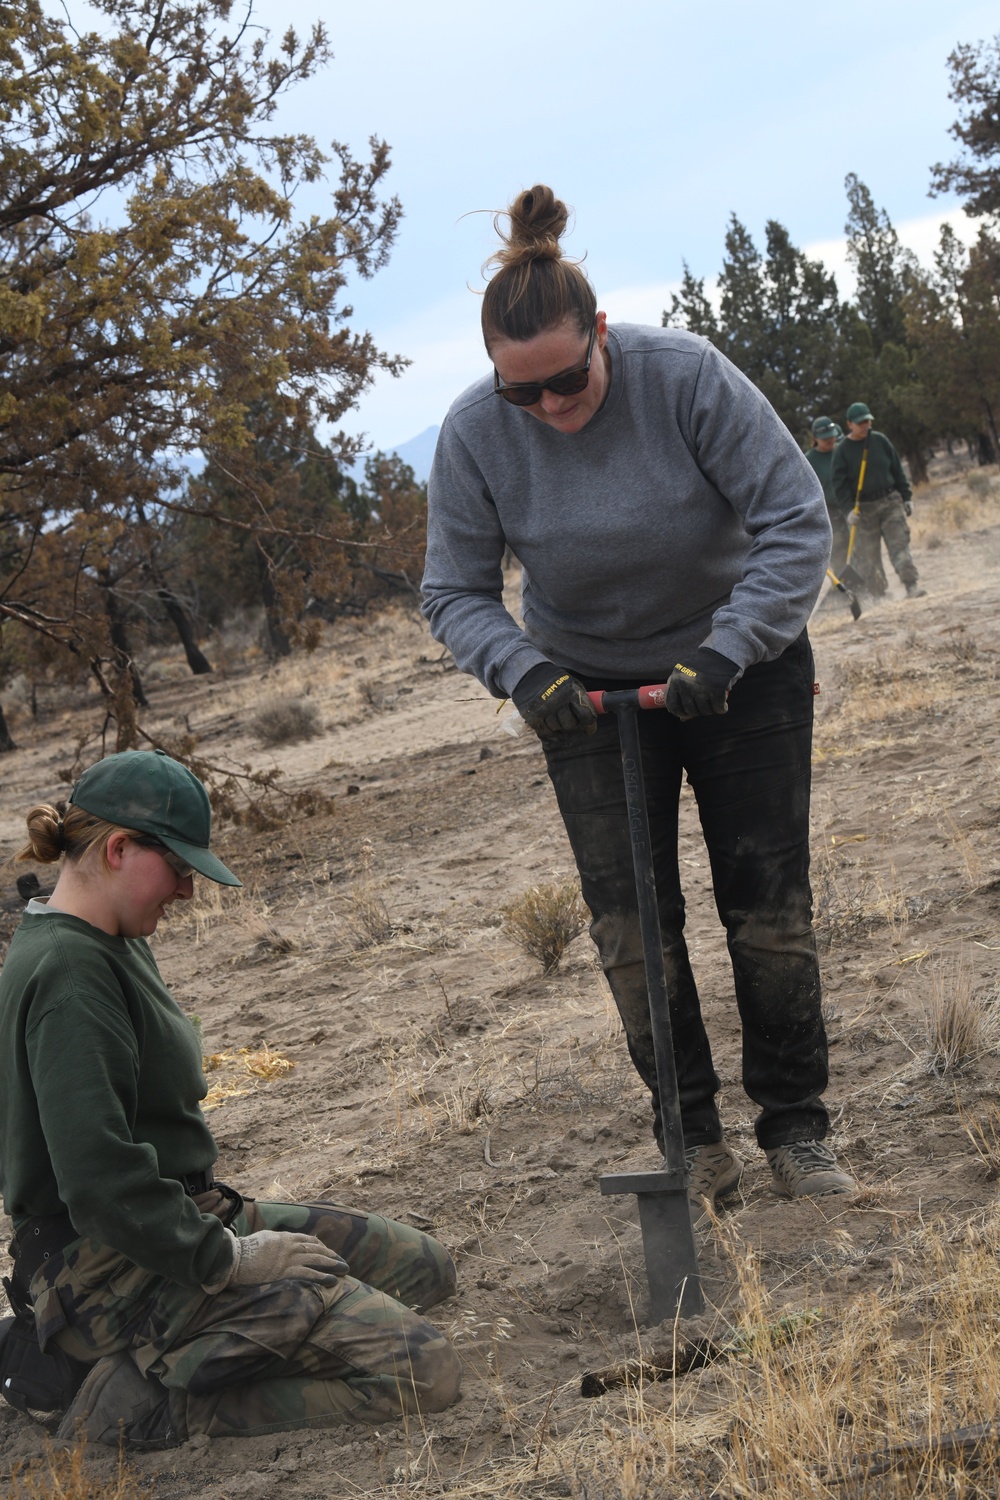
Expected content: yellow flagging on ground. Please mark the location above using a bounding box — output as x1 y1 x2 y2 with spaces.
202 1043 295 1108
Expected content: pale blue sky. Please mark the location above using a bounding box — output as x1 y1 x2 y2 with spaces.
248 0 997 452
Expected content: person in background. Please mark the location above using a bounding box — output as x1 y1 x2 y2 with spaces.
806 415 850 577
831 402 926 600
422 184 857 1227
0 749 459 1448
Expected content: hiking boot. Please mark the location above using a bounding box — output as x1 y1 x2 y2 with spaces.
685 1140 743 1228
56 1351 180 1450
766 1140 856 1199
905 583 927 598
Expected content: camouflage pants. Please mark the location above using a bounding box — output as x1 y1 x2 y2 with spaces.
850 496 918 594
31 1195 460 1439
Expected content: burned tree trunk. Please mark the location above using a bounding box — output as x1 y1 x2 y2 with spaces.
99 574 149 707
157 585 212 675
256 541 292 658
0 701 16 752
905 445 930 486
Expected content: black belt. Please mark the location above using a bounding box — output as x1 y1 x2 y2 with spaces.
9 1213 80 1297
10 1171 216 1292
858 487 896 502
179 1170 215 1197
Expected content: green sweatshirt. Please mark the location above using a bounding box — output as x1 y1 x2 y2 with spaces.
0 909 233 1290
830 430 912 511
804 446 841 511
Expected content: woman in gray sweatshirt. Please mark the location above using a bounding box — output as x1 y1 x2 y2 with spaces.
422 184 856 1218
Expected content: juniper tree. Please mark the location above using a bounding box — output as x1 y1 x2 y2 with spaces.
932 32 1000 220
666 216 842 441
0 0 402 740
843 175 932 482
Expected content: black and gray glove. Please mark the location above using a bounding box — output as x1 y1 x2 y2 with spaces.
512 662 597 738
903 499 912 516
665 648 740 721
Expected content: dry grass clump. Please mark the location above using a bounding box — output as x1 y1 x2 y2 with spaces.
500 879 589 973
926 959 1000 1074
202 1043 294 1108
960 1100 1000 1180
965 469 998 500
708 1222 1000 1497
250 695 323 747
8 1439 149 1498
346 837 395 947
912 482 996 548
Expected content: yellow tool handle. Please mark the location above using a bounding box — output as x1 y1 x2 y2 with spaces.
845 442 869 565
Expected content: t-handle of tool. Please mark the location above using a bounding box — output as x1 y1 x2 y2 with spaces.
587 684 669 715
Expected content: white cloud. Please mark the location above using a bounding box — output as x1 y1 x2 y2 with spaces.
805 207 981 296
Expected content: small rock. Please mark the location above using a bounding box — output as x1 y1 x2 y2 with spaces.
479 745 494 760
347 785 360 795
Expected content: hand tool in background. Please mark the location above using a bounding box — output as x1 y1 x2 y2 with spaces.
825 568 862 620
587 682 704 1323
840 432 870 594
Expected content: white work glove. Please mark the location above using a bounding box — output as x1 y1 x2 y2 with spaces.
204 1231 348 1293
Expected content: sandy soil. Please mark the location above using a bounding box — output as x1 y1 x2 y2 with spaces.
2 457 1000 1497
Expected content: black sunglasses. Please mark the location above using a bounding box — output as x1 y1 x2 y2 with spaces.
130 835 195 880
493 322 597 407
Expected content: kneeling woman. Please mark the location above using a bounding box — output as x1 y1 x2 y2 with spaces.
0 750 459 1447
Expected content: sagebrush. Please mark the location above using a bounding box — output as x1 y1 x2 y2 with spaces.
250 696 323 747
500 880 589 973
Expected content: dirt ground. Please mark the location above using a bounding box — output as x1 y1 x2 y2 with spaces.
2 455 1000 1497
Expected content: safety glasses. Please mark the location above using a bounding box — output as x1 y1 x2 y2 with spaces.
493 322 597 407
130 836 195 880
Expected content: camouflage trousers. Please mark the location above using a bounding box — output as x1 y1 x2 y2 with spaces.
30 1195 460 1439
850 496 918 594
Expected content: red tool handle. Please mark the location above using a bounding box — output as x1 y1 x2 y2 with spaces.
588 684 669 715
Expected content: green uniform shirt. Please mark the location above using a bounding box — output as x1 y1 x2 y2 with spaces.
0 909 233 1290
804 446 842 511
830 430 912 511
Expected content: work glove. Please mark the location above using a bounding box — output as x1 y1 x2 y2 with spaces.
205 1231 348 1293
903 499 912 516
512 662 597 738
665 648 741 721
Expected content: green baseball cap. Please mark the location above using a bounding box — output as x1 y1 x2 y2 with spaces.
69 749 241 886
846 402 873 424
811 415 838 438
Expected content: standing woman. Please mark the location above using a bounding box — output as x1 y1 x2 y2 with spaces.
0 749 459 1447
422 185 855 1220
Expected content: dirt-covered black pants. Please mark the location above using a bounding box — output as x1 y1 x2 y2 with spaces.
542 631 829 1151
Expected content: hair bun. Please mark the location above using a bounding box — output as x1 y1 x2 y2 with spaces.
495 184 569 269
481 184 594 346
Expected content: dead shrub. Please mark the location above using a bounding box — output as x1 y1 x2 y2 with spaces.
940 624 978 664
966 469 997 499
250 696 322 747
347 837 394 947
500 879 589 973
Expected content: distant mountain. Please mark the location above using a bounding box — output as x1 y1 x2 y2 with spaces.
387 425 439 483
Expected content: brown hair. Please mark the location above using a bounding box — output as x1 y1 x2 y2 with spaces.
481 185 596 349
18 803 138 871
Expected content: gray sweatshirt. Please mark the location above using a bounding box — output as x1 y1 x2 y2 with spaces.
421 325 831 697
